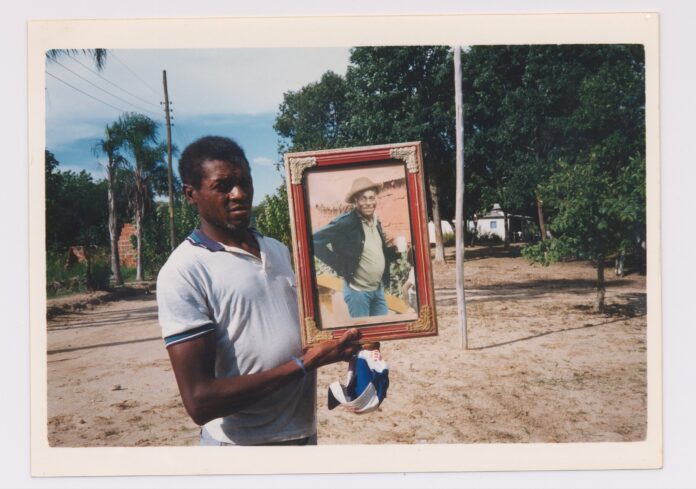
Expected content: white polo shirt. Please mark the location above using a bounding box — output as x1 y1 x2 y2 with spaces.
156 229 316 445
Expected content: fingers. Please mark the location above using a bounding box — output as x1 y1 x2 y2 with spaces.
338 328 360 345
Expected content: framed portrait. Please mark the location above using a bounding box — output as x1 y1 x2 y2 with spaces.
285 142 438 347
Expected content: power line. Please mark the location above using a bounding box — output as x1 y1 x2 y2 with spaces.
52 59 160 117
66 53 161 109
110 51 161 98
46 71 132 114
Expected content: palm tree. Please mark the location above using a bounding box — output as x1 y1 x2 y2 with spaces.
46 49 108 70
116 113 165 281
93 123 126 285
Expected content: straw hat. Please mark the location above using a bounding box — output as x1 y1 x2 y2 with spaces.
345 176 381 203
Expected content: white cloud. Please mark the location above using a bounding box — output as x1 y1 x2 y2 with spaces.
252 156 276 167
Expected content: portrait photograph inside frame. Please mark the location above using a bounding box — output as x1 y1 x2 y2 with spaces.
285 143 437 345
28 13 661 477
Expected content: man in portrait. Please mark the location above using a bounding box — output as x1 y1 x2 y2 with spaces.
313 176 398 318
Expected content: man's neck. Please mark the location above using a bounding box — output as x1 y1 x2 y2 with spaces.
200 222 260 257
356 211 374 224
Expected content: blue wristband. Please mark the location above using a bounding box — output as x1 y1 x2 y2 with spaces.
291 356 307 375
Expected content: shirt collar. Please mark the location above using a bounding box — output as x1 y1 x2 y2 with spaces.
186 228 262 252
358 213 378 227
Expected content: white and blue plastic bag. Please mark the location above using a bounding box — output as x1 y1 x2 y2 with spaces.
327 349 389 414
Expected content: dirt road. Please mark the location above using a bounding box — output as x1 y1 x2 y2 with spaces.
47 245 647 446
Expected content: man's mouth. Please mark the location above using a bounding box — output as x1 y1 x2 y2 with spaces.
228 206 250 217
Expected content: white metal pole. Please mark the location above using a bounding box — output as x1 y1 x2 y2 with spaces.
453 45 468 349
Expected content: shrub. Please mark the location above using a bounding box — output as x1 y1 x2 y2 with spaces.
46 247 112 297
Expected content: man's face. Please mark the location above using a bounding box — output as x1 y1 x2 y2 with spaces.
184 159 254 233
355 189 377 220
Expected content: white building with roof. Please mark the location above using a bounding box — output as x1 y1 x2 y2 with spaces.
467 203 535 242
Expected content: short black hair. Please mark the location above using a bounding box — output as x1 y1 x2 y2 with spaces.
178 136 250 189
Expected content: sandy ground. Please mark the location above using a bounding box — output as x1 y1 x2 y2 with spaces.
46 245 647 446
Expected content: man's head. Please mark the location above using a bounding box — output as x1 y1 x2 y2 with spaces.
179 136 253 233
345 176 381 220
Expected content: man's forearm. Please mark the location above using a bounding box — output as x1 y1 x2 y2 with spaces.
168 329 360 426
185 358 306 425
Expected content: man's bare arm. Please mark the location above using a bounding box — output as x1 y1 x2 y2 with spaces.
167 328 361 425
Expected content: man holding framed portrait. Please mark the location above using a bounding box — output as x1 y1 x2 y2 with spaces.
157 135 363 446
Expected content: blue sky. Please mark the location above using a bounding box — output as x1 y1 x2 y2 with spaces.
45 48 352 204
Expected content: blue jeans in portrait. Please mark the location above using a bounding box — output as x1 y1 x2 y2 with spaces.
343 281 389 318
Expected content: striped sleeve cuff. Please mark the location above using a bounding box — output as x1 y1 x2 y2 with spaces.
164 324 215 347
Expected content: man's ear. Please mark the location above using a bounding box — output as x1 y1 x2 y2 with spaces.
183 184 196 205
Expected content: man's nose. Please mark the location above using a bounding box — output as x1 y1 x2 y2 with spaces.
228 185 249 200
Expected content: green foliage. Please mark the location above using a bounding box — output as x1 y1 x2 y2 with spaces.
523 154 645 266
274 71 349 154
253 184 291 248
120 267 137 283
135 199 200 277
46 248 111 297
442 232 455 247
522 45 646 271
387 252 412 299
461 45 645 236
45 150 109 251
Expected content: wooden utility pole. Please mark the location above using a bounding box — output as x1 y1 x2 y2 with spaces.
162 70 176 252
453 46 468 349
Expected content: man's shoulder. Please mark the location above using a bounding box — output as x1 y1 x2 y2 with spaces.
157 239 207 280
329 209 358 226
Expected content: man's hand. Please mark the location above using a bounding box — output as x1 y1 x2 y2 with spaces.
301 328 362 370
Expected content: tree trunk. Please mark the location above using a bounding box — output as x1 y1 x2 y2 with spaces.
107 165 124 285
135 167 144 282
594 257 606 313
536 193 548 241
503 210 510 249
428 175 445 263
615 251 625 277
135 206 143 281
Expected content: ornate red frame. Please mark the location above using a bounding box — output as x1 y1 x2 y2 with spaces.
284 142 438 347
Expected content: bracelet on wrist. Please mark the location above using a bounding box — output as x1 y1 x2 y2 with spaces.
291 356 307 375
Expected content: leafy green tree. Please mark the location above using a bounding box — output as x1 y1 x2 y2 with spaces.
115 112 166 281
522 155 645 312
253 184 291 248
522 46 645 312
274 71 349 154
93 123 127 285
140 197 200 276
462 45 645 251
45 150 109 251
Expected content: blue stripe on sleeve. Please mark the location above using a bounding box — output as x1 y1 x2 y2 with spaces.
164 324 215 347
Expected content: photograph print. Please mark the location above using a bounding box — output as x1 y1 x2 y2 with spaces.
285 143 438 346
